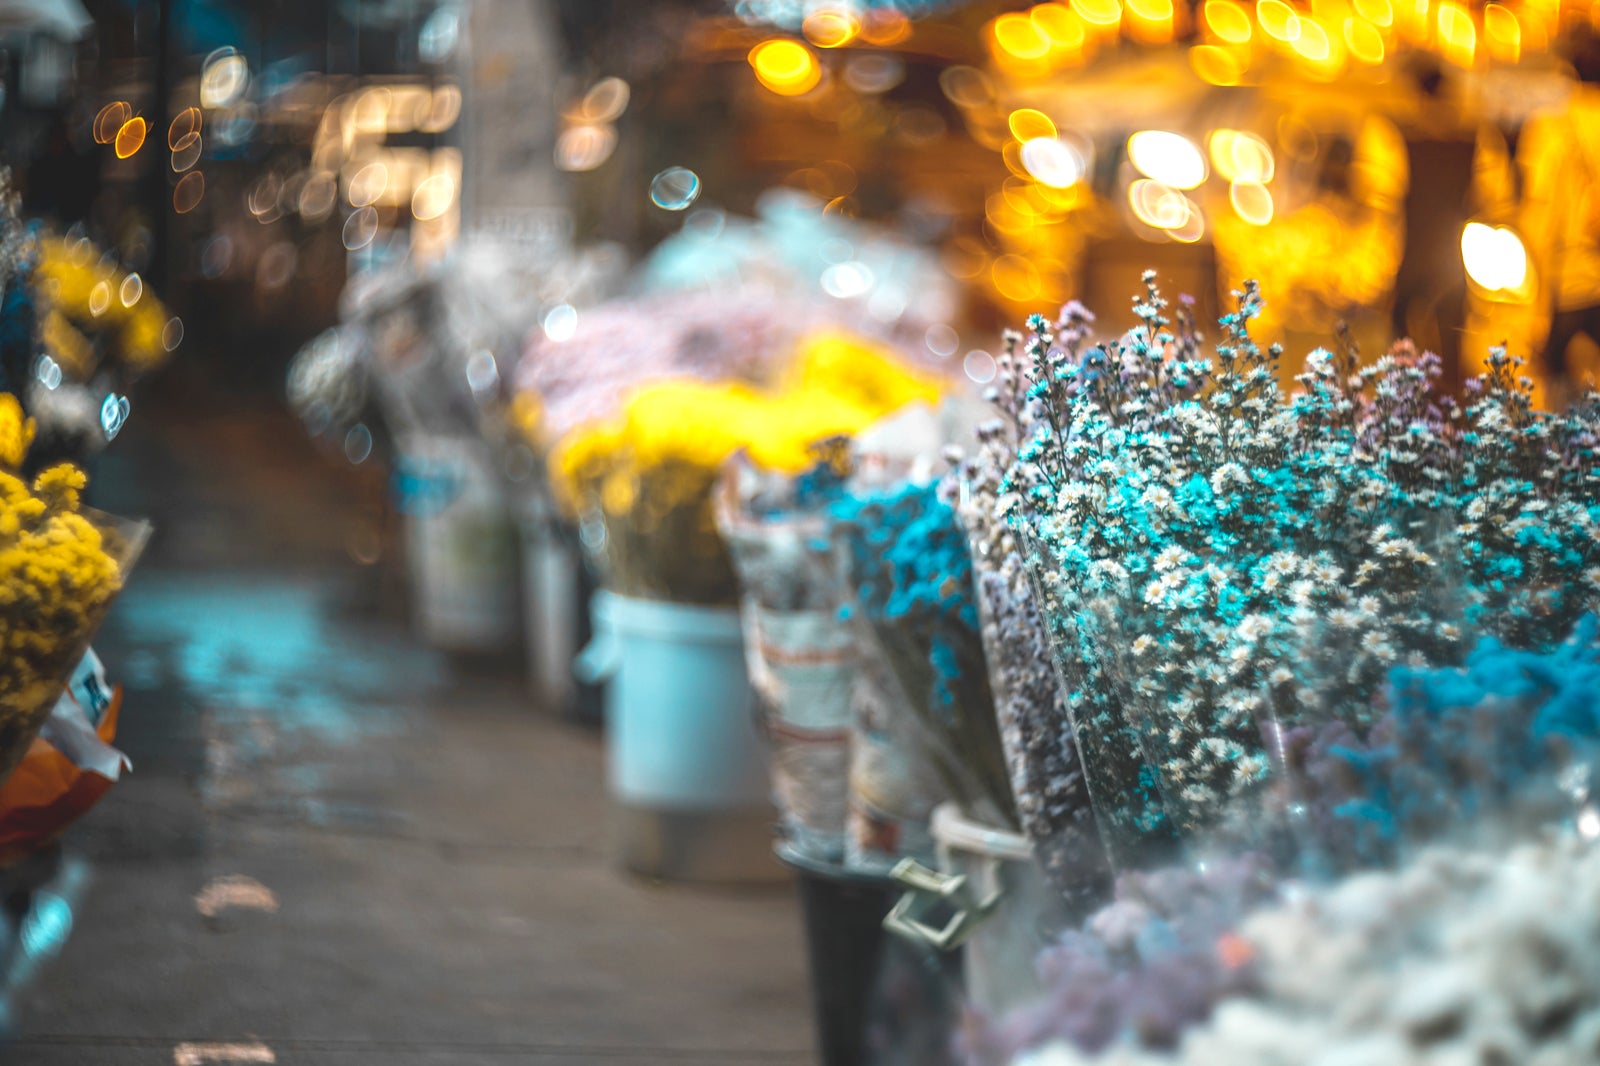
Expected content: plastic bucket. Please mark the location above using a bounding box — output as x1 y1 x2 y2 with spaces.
396 435 519 652
930 802 1072 1015
581 591 778 882
779 843 961 1066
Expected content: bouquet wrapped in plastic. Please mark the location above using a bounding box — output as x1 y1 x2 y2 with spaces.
828 475 1018 844
996 274 1600 866
715 446 857 859
971 614 1600 1065
0 649 130 864
0 431 145 788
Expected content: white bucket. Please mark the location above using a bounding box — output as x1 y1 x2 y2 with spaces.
931 802 1072 1015
580 591 778 882
398 435 519 652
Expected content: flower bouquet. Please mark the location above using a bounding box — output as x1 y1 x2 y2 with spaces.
970 613 1600 1066
714 443 857 859
996 274 1600 865
551 332 943 606
827 475 1019 839
0 446 146 789
20 232 178 466
951 361 1112 909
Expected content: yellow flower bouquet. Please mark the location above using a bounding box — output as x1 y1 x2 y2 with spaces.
0 400 146 786
33 235 175 380
550 333 942 604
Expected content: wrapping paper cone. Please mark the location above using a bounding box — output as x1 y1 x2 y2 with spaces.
0 684 126 865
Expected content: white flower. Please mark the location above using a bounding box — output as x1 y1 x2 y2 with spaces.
1329 608 1359 629
1155 546 1187 571
1376 539 1413 559
1132 635 1155 656
1586 568 1600 590
1236 614 1272 642
1267 552 1300 576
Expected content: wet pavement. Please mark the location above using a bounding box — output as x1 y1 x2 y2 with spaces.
1 386 815 1064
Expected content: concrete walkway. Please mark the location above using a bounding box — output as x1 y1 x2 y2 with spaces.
3 395 816 1064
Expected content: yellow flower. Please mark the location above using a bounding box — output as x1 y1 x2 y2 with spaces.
0 458 122 750
0 394 34 471
34 236 175 376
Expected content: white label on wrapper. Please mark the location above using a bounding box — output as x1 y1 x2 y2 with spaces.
744 604 854 849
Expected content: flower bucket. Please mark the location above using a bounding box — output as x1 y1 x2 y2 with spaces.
886 802 1073 1017
395 434 518 652
578 590 779 883
778 842 962 1066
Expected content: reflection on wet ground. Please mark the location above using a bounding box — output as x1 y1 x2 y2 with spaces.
0 394 813 1065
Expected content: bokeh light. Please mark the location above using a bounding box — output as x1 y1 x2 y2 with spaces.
649 167 701 211
114 117 147 159
93 102 131 144
749 39 822 96
173 171 205 214
1128 131 1207 189
1461 222 1529 293
200 48 250 109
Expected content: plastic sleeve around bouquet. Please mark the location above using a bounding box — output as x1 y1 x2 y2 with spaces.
713 461 854 859
825 480 1019 834
0 508 148 790
1010 524 1179 873
968 541 1113 912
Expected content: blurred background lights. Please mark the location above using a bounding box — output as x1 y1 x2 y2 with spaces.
119 273 142 306
1204 0 1254 42
88 281 111 316
418 5 462 63
925 324 959 358
1345 17 1387 62
1209 129 1275 182
200 48 250 109
1008 108 1056 141
555 125 618 172
347 163 387 208
342 206 379 250
749 39 822 95
93 102 130 144
543 304 578 342
343 423 373 464
465 350 499 395
576 77 630 123
161 318 184 352
649 167 701 210
1230 179 1275 224
802 8 859 47
168 108 201 149
410 174 455 221
964 350 998 383
171 134 202 172
993 12 1051 58
1020 137 1085 187
1129 178 1190 228
1461 223 1529 294
821 261 875 298
1072 0 1124 30
1257 0 1302 41
114 117 147 159
1127 131 1207 189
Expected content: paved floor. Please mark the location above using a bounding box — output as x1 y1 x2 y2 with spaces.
1 388 816 1064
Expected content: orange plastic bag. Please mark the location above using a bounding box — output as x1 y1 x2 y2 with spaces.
0 685 125 866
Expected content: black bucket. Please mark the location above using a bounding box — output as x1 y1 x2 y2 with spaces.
779 844 961 1066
